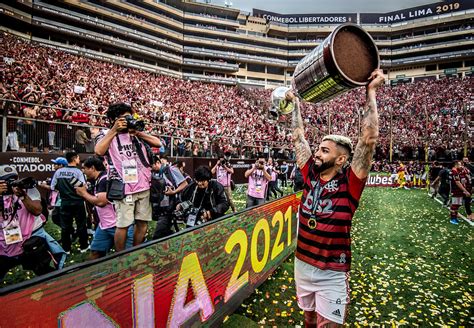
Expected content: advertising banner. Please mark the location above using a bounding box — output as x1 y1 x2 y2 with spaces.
360 0 473 24
0 153 295 184
253 9 356 25
366 172 396 187
0 194 300 327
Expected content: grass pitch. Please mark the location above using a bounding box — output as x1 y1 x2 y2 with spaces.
226 187 473 327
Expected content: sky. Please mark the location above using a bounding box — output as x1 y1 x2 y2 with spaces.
206 0 439 14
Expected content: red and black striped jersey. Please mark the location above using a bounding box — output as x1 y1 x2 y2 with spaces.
296 157 367 272
451 167 469 197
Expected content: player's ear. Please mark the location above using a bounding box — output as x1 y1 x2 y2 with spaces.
336 154 348 166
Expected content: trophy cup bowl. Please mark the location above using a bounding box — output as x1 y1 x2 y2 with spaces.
269 23 380 118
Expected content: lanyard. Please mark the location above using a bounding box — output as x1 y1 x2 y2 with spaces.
252 169 264 183
191 185 208 210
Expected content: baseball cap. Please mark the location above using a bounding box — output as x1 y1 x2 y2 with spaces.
0 165 19 181
51 157 68 166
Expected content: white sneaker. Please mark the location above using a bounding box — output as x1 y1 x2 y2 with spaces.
79 246 90 254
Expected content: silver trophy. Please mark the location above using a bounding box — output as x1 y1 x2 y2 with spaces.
270 23 380 119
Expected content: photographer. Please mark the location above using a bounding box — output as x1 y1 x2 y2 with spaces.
75 157 133 258
151 154 188 240
279 161 289 188
0 165 66 281
95 103 161 251
245 156 272 208
177 166 229 227
50 151 88 254
266 158 284 200
211 152 236 213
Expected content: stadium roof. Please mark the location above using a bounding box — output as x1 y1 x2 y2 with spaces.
199 0 437 14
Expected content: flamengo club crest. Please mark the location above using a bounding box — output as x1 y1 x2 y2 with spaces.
324 180 339 192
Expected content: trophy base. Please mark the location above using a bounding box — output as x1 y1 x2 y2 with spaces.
334 29 378 84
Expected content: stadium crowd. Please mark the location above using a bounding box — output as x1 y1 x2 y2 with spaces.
1 32 473 287
1 33 472 161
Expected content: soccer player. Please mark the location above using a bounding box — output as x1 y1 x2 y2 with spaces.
462 157 473 221
291 69 385 327
449 161 471 224
396 162 408 189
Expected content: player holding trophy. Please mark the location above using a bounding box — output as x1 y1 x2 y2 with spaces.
277 23 386 326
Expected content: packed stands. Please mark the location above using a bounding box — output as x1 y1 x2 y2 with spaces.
1 33 472 160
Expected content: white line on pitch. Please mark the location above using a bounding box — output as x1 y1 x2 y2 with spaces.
430 194 474 226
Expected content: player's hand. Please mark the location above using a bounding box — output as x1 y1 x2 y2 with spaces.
201 210 211 221
464 191 471 197
285 90 296 101
367 69 385 91
164 186 175 196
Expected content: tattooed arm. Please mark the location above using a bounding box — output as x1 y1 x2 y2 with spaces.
289 92 312 169
351 69 385 180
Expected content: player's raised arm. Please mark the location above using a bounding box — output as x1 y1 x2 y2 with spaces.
351 69 385 180
290 92 312 169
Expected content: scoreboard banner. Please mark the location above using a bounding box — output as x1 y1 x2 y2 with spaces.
360 0 474 24
0 194 301 327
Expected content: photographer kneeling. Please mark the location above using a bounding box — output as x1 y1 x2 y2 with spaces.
176 166 229 228
0 165 66 281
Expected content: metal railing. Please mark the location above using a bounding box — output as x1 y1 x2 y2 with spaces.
1 99 470 161
0 99 297 159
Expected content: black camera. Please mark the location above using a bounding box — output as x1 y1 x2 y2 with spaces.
219 159 229 167
174 200 203 227
6 177 37 193
173 200 194 218
124 114 145 131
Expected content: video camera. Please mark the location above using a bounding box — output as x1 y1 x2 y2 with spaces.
124 114 145 132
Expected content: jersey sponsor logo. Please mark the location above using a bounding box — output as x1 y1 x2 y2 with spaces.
58 171 75 177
